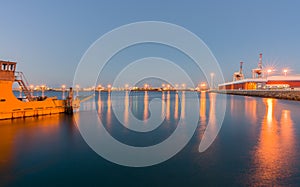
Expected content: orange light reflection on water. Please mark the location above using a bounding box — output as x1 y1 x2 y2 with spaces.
106 92 112 127
161 92 165 119
166 91 170 120
143 91 149 122
208 93 216 128
180 91 185 119
0 114 65 185
97 91 102 115
174 93 179 120
124 91 129 126
244 97 257 124
252 98 295 184
200 91 206 124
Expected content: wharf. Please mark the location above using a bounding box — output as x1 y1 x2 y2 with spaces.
212 90 300 101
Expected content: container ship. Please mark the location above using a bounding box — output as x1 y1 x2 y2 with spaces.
0 60 80 120
218 54 300 90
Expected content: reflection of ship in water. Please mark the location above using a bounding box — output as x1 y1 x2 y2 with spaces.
0 114 75 186
0 60 80 120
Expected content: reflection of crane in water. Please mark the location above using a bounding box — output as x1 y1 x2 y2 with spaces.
233 61 245 81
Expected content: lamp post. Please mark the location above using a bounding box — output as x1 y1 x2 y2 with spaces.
166 84 170 90
75 84 80 96
30 84 34 96
181 83 186 90
283 69 288 76
161 84 165 91
19 86 22 98
41 85 45 97
210 73 214 90
267 69 272 78
125 84 129 91
144 84 149 90
62 84 66 99
107 84 112 92
97 84 102 91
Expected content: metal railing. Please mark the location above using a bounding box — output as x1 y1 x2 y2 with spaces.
15 71 33 101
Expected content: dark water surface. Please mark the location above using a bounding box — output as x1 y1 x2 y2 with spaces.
1 91 300 186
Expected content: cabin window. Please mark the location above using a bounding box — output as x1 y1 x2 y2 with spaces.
9 64 15 71
2 64 7 70
0 99 6 102
1 64 15 71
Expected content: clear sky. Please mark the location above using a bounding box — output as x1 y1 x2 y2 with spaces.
1 0 300 87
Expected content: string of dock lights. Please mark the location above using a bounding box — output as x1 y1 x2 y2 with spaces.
82 82 208 91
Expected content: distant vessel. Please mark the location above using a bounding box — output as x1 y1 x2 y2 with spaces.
0 60 79 120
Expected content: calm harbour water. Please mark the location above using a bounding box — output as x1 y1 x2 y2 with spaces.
1 91 300 186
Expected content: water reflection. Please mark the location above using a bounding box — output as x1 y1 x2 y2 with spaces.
166 91 170 120
266 98 275 124
144 91 149 122
161 92 165 119
244 97 257 123
124 91 129 126
252 98 296 185
181 91 185 119
208 93 216 129
97 91 102 114
2 92 300 186
106 92 112 127
174 92 179 120
199 91 206 124
0 114 75 186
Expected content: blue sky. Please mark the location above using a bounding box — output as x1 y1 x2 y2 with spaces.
1 0 300 87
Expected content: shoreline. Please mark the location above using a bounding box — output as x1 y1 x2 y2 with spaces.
211 90 300 101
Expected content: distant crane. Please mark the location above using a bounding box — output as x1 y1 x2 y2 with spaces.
252 53 263 78
233 61 245 81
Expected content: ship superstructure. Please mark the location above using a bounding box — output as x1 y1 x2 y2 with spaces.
0 60 79 120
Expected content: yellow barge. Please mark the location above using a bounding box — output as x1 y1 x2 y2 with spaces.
0 60 79 120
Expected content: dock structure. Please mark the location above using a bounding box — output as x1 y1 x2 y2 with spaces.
0 60 79 120
213 90 300 101
218 53 300 91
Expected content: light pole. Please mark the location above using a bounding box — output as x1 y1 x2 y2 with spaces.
283 69 288 76
41 85 45 97
62 84 66 99
267 69 272 78
181 83 186 90
19 86 22 98
107 84 112 92
175 84 179 90
97 84 102 91
210 73 214 90
76 84 80 96
125 84 129 91
30 84 34 96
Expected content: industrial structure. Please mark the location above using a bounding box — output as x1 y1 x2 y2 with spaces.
252 53 263 78
219 54 300 90
232 61 244 81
